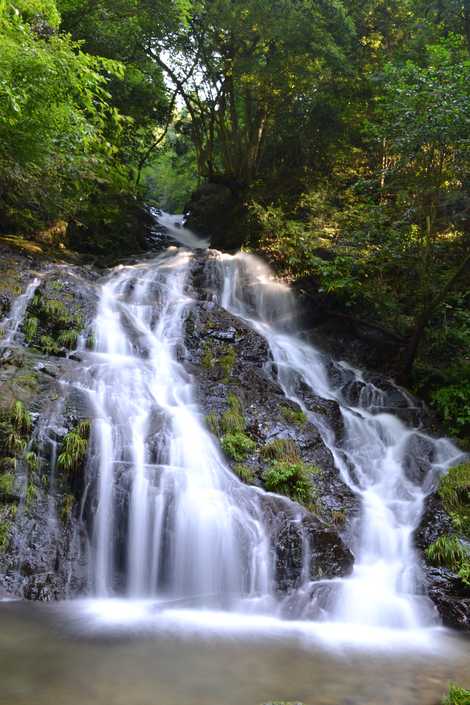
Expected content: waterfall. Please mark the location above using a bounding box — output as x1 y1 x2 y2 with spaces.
79 214 464 630
86 250 271 604
216 251 463 628
0 277 41 353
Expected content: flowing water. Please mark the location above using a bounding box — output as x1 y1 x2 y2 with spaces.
1 217 469 705
86 250 272 604
217 253 464 628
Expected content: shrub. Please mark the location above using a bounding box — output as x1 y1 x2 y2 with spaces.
220 394 245 434
233 464 255 484
0 473 15 496
425 535 470 586
221 432 256 461
262 460 315 504
431 383 470 439
261 438 300 463
442 683 470 705
57 420 90 472
280 405 307 427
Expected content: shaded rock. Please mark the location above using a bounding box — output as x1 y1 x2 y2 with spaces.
185 181 249 251
260 495 354 593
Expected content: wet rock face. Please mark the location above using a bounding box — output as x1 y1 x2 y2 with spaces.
0 248 95 599
260 495 354 592
415 493 470 630
184 256 357 591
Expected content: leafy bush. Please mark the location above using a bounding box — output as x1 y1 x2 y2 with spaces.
442 683 470 705
221 432 256 461
233 464 255 484
431 384 470 439
261 438 300 463
262 461 315 504
220 394 245 434
280 405 307 427
425 535 470 586
57 420 90 472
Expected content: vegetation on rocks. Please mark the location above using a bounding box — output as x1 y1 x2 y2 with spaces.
57 420 90 473
425 463 470 586
24 287 85 355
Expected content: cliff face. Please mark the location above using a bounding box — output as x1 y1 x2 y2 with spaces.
0 239 468 630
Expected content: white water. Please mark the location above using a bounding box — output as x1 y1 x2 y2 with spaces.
0 276 41 352
80 215 465 632
87 249 271 603
217 252 464 628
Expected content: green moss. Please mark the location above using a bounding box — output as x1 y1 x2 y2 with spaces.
200 340 237 381
261 438 300 463
280 405 307 427
206 411 220 435
201 340 215 369
0 473 15 496
442 684 470 705
0 521 11 553
23 315 39 343
219 344 236 382
233 464 255 484
25 482 37 510
220 393 245 434
57 420 90 473
221 432 256 461
61 493 75 523
262 460 316 504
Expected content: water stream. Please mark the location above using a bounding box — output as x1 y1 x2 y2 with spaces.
79 215 465 633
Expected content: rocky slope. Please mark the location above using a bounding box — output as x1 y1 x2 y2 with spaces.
0 238 468 629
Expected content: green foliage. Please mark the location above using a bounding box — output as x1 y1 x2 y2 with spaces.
23 316 38 343
221 432 256 462
262 461 315 505
60 493 75 523
233 464 255 484
0 2 125 232
0 473 14 496
25 288 85 354
57 420 90 473
442 683 470 705
0 520 11 553
201 341 215 369
425 535 470 586
206 411 220 436
220 394 245 434
25 451 39 473
432 385 470 439
25 481 37 509
280 405 307 428
10 400 31 434
219 345 236 382
261 439 300 464
200 340 237 382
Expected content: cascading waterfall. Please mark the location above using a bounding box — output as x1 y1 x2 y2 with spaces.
86 249 272 604
216 251 464 628
78 213 465 632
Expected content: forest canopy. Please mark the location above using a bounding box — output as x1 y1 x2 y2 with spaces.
0 0 469 441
